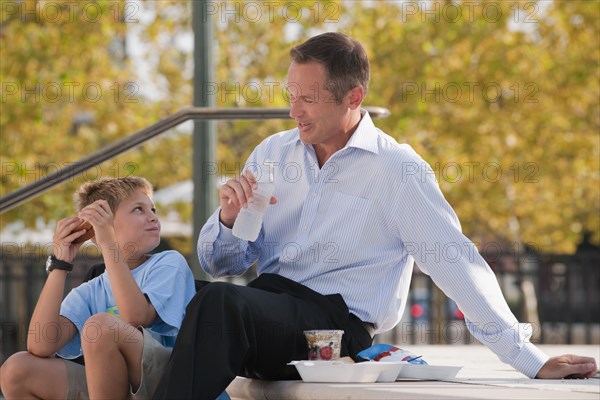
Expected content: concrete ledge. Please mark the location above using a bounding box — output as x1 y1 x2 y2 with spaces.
226 345 599 400
227 378 600 400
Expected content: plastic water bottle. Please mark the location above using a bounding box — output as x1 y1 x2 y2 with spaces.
232 166 275 241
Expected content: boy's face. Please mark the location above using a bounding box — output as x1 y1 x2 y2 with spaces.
113 188 161 257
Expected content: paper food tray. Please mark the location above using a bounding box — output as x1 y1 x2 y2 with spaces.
288 360 404 383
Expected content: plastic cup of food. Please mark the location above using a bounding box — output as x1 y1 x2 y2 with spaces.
303 330 344 361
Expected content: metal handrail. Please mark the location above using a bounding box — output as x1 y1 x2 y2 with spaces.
0 106 390 214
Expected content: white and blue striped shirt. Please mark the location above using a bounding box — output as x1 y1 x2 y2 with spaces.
197 111 549 378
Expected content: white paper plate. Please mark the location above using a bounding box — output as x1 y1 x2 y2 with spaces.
288 360 404 383
396 364 462 380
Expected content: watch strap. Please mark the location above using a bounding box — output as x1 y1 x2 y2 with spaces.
47 255 73 273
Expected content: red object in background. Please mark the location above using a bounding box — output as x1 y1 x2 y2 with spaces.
454 308 464 320
411 304 424 319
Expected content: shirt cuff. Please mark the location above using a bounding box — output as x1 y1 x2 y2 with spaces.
217 220 238 242
203 207 238 243
511 343 549 378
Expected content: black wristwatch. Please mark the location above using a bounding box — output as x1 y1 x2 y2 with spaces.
46 255 73 274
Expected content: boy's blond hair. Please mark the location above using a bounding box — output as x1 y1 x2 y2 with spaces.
74 176 153 213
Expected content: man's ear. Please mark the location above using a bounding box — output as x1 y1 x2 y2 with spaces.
347 86 364 110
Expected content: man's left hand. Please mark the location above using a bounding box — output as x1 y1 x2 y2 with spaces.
536 354 597 379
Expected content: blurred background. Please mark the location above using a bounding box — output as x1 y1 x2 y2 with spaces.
1 0 599 363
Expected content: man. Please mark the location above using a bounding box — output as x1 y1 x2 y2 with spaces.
154 32 597 400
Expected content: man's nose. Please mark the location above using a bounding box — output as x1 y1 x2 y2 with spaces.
289 100 303 119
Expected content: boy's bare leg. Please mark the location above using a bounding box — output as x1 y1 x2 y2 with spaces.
81 313 144 399
0 351 69 399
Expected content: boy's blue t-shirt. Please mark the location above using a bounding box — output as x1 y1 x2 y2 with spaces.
57 250 196 359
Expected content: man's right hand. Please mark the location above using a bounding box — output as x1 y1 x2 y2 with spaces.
219 170 277 228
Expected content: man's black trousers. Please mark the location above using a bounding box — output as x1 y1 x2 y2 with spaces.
153 273 373 400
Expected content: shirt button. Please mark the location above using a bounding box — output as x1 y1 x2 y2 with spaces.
311 192 317 197
303 225 308 231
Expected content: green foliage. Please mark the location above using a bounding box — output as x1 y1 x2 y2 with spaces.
341 0 599 253
1 0 192 226
1 1 598 253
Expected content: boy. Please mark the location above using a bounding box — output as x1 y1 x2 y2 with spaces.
1 176 196 399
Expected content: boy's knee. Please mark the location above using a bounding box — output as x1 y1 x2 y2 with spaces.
86 311 119 325
1 351 33 390
81 313 120 351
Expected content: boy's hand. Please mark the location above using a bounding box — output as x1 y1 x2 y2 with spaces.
53 217 87 263
78 200 116 248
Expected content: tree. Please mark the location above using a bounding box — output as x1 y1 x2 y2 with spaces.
1 0 598 254
338 0 599 253
1 0 193 228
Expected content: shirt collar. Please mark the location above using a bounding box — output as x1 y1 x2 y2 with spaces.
285 109 380 155
344 110 379 154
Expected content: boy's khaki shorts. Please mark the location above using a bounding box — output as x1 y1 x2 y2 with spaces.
62 328 172 399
